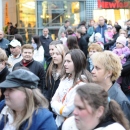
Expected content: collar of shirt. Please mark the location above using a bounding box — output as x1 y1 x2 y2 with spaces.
43 35 49 38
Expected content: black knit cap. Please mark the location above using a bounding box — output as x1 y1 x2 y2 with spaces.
0 69 39 89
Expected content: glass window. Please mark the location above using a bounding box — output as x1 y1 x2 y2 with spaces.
37 1 86 27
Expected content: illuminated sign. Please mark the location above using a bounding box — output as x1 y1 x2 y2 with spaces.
98 0 129 9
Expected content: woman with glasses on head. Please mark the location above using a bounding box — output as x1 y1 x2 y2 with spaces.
62 83 130 130
51 49 92 127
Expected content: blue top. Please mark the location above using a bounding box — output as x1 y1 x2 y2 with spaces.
0 100 57 130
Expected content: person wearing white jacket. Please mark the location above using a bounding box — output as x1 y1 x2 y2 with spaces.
51 49 92 127
62 83 130 130
32 35 44 63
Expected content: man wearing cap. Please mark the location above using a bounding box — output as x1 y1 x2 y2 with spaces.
0 30 10 56
8 39 22 71
13 44 45 93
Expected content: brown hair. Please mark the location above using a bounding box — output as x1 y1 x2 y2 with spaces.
61 49 92 87
76 29 82 35
67 35 79 50
76 83 130 130
21 44 34 52
88 43 103 52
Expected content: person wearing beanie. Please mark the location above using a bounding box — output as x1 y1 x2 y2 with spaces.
113 36 130 65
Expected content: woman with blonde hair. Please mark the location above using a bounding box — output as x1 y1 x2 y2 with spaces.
0 69 57 130
0 48 11 101
44 44 68 103
62 83 130 130
51 49 92 127
91 51 130 121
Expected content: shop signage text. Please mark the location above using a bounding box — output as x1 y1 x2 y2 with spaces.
98 0 129 9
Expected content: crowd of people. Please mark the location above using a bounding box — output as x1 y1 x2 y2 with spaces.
0 16 130 130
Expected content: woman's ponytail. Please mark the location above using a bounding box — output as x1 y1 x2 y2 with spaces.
109 99 130 130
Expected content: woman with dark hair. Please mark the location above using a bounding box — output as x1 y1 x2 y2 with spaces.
14 34 23 45
66 28 76 37
67 35 79 50
62 83 130 130
32 35 44 63
51 49 92 127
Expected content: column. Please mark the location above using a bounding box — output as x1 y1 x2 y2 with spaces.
0 0 3 30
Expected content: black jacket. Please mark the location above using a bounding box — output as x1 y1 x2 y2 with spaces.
13 60 45 93
78 37 88 58
108 82 130 121
39 35 53 60
0 66 10 101
121 57 130 94
44 75 60 102
104 33 119 50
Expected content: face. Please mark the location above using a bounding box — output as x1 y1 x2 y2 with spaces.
61 32 65 37
10 46 21 57
116 42 124 49
127 21 130 27
64 54 74 75
43 29 49 36
89 49 97 57
4 88 26 111
91 62 109 84
107 28 112 32
73 94 99 130
99 17 105 26
81 26 86 34
0 31 4 40
65 22 70 27
22 49 33 61
49 45 55 57
119 30 127 38
90 20 95 26
52 48 62 65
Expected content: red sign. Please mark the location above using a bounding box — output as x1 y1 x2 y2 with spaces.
98 0 129 9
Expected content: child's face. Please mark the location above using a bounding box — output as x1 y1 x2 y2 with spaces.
116 42 124 49
49 45 55 57
107 28 112 32
61 32 65 38
89 49 97 57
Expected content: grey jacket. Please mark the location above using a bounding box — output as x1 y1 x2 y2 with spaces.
108 82 130 121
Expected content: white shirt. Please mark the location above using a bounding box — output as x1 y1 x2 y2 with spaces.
60 37 67 46
33 46 44 63
0 106 16 130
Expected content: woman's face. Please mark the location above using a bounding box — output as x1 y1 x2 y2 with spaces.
49 45 55 57
4 88 26 112
73 94 100 130
64 54 74 75
52 47 62 65
91 62 109 84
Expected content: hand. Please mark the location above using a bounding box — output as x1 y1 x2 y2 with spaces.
119 54 125 60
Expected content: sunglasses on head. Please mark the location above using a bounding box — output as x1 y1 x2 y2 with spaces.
116 42 122 44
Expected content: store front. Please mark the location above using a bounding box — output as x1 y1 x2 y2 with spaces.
93 0 130 25
16 0 86 42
